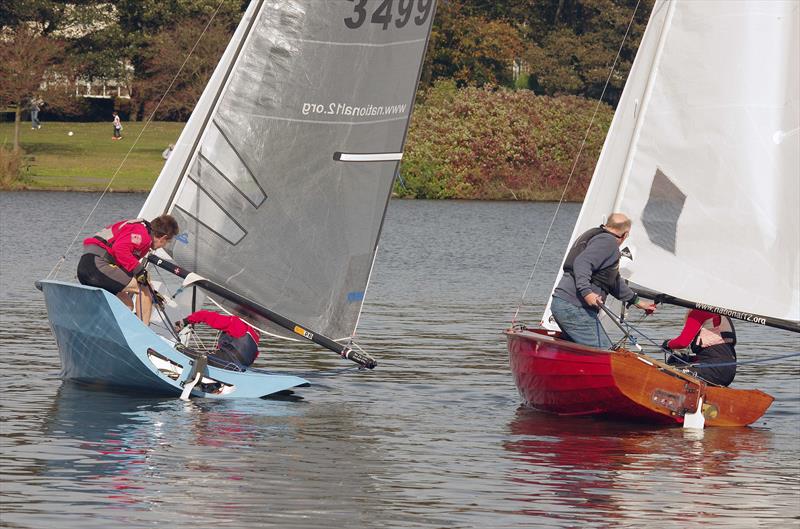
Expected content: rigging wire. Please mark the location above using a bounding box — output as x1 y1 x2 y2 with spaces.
511 0 644 324
46 0 232 281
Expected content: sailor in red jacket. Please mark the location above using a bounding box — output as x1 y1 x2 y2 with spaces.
176 310 261 367
77 214 179 325
662 309 737 386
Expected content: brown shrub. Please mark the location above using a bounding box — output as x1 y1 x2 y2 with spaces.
0 146 24 189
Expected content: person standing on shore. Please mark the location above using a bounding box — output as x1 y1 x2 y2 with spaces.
112 111 123 140
30 98 42 130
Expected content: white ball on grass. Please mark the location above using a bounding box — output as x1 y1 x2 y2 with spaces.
67 131 74 136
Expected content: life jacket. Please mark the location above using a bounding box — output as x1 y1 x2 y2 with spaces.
692 315 736 353
562 226 620 292
92 218 151 251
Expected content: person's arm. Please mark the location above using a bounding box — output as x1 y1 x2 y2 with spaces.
573 236 616 306
187 310 228 329
611 273 636 304
666 310 708 349
572 236 610 306
611 277 656 314
187 310 249 334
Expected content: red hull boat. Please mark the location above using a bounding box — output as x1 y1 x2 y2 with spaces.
506 327 774 427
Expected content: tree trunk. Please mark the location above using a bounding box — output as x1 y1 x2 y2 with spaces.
13 105 21 152
555 0 565 24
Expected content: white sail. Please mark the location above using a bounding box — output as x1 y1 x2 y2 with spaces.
544 0 800 328
140 0 436 340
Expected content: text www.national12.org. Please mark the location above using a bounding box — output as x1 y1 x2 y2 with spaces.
302 101 407 117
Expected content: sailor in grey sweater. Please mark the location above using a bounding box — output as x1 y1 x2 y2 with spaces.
551 213 656 348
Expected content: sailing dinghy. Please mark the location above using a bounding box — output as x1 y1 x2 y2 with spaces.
507 0 799 426
38 0 437 398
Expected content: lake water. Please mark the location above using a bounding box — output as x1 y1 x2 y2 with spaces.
1 192 798 528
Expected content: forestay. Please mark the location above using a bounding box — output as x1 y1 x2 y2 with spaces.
140 0 436 340
543 0 800 329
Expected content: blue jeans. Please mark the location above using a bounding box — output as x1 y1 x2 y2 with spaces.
551 296 612 349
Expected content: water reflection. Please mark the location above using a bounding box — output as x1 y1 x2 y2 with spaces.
18 382 393 528
503 407 782 527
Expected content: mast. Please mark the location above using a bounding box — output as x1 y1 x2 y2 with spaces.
611 0 675 211
539 0 671 329
164 0 267 215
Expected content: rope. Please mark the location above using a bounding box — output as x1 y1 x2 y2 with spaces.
617 311 658 345
46 0 232 281
511 0 644 323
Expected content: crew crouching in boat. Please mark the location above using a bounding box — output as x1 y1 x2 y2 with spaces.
550 212 656 348
662 309 737 386
175 310 261 368
77 214 179 326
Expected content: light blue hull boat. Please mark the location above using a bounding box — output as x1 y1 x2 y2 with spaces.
38 280 310 399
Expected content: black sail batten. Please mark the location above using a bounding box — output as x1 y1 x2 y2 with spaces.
147 255 377 368
631 284 800 333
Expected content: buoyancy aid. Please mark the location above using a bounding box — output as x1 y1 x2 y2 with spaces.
85 218 153 274
562 226 621 292
91 218 152 253
692 315 736 353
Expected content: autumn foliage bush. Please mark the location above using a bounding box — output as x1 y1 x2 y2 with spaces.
398 81 614 200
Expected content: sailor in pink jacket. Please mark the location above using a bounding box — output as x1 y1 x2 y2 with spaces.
176 310 261 367
77 214 179 325
663 309 737 386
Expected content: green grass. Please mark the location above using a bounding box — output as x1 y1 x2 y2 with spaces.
0 121 185 191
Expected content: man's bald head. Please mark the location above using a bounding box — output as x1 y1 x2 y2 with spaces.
605 213 631 233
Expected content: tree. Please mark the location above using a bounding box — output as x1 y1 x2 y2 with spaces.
114 0 245 119
425 0 653 106
0 1 111 35
0 26 66 151
135 19 233 121
424 1 524 87
520 0 653 104
1 1 127 120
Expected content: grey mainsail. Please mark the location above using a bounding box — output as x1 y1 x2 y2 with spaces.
141 0 436 341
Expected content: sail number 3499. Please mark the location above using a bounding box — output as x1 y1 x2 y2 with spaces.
345 0 434 30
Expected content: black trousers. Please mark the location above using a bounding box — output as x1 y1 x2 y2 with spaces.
692 343 736 387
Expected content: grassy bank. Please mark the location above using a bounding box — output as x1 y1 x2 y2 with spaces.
0 121 184 191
